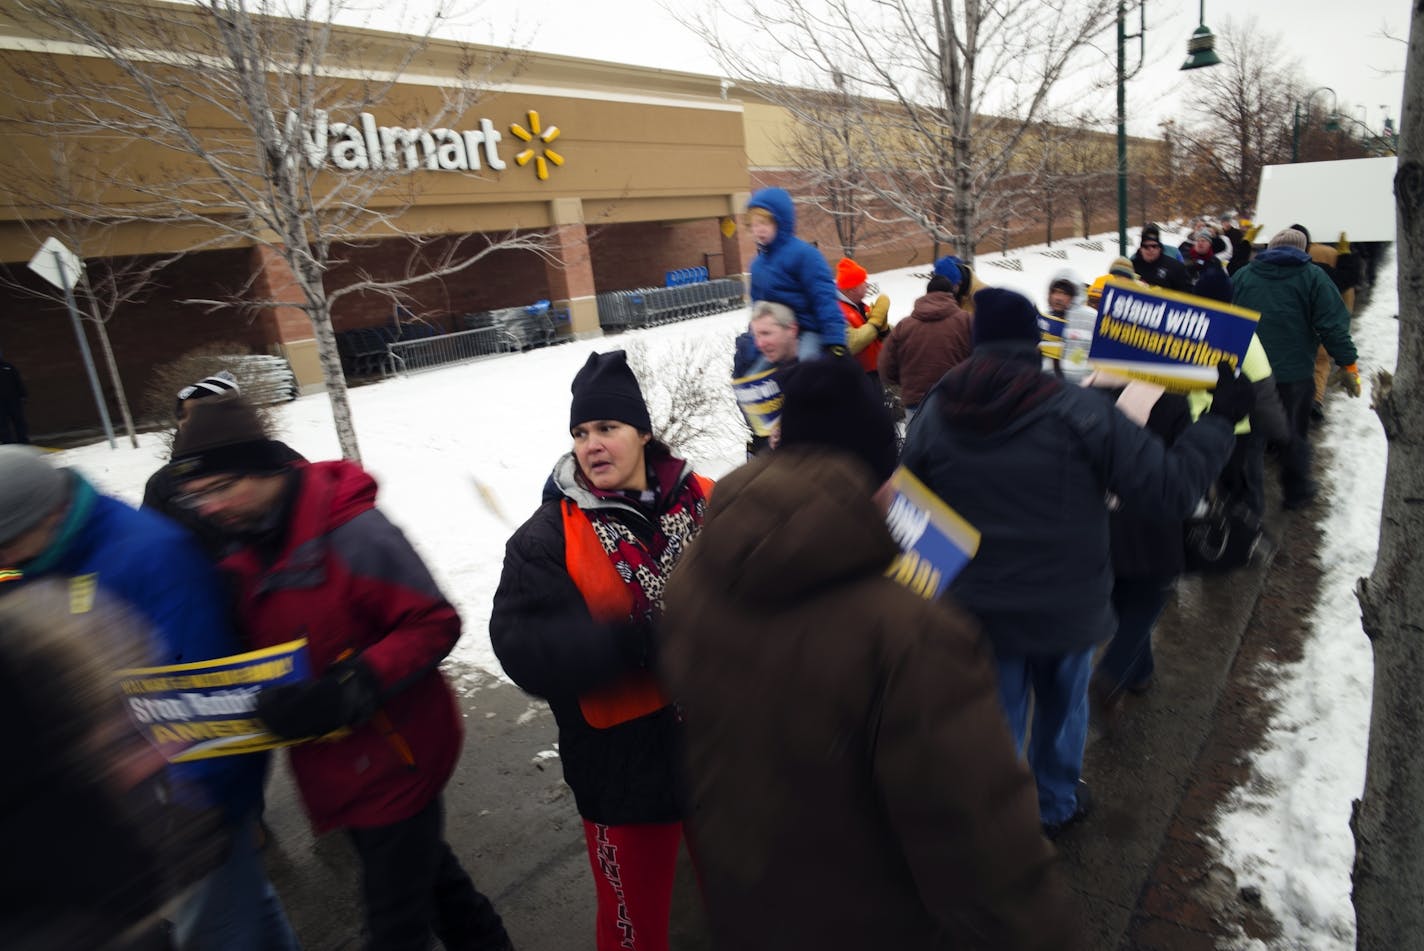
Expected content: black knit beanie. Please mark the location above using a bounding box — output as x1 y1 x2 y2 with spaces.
169 395 292 481
778 358 898 484
569 351 652 432
972 288 1042 349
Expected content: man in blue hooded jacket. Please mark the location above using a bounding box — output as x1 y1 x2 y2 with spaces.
900 289 1250 839
746 187 846 359
0 445 298 951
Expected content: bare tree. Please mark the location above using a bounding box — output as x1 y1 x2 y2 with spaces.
625 335 748 468
690 0 1122 262
777 85 867 259
1351 4 1424 944
1173 18 1300 213
3 0 551 461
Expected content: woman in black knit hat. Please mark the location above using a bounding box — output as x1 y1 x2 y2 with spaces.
489 351 713 951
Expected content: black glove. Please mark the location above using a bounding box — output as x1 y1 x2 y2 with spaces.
613 620 656 671
255 657 381 739
825 344 850 359
1206 361 1255 425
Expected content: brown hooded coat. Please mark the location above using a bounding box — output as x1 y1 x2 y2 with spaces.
660 449 1079 951
879 292 974 407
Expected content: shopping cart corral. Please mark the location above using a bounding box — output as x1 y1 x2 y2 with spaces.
596 277 744 332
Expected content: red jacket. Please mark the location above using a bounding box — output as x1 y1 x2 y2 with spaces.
221 461 462 833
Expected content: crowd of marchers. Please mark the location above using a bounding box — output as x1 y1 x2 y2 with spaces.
0 184 1362 951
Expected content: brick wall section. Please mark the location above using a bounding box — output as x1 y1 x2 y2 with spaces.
587 219 728 289
320 236 553 332
0 247 261 437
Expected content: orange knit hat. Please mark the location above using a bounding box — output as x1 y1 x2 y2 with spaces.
835 257 869 290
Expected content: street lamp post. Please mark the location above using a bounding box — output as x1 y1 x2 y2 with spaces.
1325 111 1398 156
1117 1 1220 257
1292 86 1337 162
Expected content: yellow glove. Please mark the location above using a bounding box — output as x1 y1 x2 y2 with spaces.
1337 231 1351 254
1341 363 1362 398
1244 224 1262 243
868 294 891 330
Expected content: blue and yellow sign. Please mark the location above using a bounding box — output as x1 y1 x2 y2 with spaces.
118 639 312 763
884 467 981 600
731 368 784 437
1088 279 1260 389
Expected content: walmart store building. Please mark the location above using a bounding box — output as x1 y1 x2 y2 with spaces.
0 4 933 436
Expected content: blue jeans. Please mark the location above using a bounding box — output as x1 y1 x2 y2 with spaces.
172 814 300 951
1096 577 1173 699
994 647 1095 825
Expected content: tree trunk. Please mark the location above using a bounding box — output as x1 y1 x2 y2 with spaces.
1352 6 1424 946
309 296 362 464
88 317 139 448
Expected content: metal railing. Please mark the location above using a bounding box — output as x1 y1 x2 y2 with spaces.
387 326 518 375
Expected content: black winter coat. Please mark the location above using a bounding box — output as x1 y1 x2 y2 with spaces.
490 454 703 826
1130 252 1191 293
1089 386 1192 580
900 346 1234 656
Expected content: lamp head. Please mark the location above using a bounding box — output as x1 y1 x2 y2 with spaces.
1181 24 1221 71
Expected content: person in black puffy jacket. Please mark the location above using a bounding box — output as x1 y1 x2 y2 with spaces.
490 351 711 951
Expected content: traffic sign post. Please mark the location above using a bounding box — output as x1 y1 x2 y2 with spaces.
27 237 116 449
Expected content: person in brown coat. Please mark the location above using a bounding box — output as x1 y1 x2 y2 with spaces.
878 274 973 420
660 359 1079 951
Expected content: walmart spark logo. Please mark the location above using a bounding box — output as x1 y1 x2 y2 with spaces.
510 110 564 181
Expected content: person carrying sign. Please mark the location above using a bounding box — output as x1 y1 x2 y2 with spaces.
491 351 712 951
660 357 1080 951
166 396 512 951
899 289 1251 839
0 445 298 951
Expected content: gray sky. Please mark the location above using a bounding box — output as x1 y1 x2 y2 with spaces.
419 0 1410 139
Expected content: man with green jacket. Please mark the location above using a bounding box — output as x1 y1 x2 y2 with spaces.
1231 228 1360 510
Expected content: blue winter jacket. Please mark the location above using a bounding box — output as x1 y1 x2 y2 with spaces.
900 347 1234 656
13 473 265 822
747 187 846 347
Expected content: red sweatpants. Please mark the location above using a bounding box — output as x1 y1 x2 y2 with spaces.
581 819 682 951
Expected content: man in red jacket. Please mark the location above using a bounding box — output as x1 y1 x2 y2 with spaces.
167 395 513 951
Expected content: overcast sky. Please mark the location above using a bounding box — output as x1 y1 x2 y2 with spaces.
405 0 1410 140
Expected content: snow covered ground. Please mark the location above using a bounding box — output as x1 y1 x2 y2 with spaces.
1214 248 1394 950
48 226 1386 947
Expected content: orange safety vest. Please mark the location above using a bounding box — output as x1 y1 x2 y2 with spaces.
562 475 713 729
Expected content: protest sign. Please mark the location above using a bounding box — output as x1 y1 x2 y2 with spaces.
731 367 783 437
884 467 981 599
1038 310 1066 360
119 639 312 763
1088 278 1260 389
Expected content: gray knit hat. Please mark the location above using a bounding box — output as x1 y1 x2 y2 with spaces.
0 446 68 545
1268 228 1308 252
